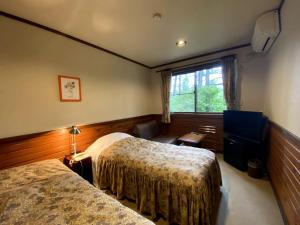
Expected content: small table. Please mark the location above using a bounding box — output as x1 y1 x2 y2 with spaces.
177 132 206 147
63 153 93 184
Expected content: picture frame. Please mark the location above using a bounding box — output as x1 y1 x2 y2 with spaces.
58 75 82 102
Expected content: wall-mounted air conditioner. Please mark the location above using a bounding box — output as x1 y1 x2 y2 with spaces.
251 10 280 53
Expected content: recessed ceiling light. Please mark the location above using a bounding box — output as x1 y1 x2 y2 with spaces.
176 40 187 47
153 13 162 21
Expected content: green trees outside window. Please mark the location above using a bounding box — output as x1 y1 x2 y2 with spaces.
170 66 227 113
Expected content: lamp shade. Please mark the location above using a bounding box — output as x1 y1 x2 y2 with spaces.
69 126 81 135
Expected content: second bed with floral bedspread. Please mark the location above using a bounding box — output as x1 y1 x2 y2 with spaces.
0 159 154 225
94 137 222 225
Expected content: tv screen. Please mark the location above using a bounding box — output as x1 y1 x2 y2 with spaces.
224 110 265 141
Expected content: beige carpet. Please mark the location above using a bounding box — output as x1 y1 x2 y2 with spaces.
114 154 284 225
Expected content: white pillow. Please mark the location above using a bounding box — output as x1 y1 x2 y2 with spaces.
85 132 132 186
86 132 132 158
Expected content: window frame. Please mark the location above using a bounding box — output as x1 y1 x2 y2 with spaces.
170 61 226 113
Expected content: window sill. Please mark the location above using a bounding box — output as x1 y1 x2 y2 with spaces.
170 112 223 116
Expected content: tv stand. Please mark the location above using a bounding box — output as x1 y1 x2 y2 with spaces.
223 134 266 171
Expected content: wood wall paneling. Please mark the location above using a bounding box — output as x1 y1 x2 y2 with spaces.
268 122 300 225
0 115 156 170
0 113 224 170
161 113 224 152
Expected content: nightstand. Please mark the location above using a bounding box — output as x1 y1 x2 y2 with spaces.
63 154 93 184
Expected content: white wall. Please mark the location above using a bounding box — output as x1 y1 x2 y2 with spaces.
262 0 300 137
149 0 300 139
150 46 267 114
3 4 297 139
0 16 153 138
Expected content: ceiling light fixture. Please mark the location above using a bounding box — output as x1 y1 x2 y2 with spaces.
176 40 187 47
153 13 162 21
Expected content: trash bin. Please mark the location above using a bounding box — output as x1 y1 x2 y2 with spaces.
248 159 263 178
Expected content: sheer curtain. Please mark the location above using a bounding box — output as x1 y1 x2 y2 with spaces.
161 70 172 123
222 55 240 110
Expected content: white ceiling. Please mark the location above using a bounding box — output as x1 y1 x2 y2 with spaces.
0 0 280 67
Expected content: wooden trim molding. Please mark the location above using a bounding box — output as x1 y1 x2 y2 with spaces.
151 44 251 69
0 11 252 69
0 115 158 170
267 121 300 225
0 11 150 69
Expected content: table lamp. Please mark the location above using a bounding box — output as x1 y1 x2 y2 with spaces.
69 126 81 156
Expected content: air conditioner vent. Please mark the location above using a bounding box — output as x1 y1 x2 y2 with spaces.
251 10 280 53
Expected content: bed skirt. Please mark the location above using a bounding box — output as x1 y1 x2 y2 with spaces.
95 138 222 225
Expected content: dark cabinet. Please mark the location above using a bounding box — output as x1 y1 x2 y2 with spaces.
224 136 248 171
224 135 265 171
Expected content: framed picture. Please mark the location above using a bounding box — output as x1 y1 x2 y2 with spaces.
58 75 82 102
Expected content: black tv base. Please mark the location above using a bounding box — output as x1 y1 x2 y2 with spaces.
223 134 266 171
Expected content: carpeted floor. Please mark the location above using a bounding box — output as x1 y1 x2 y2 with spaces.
115 154 284 225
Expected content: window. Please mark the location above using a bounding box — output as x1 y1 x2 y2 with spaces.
170 64 227 112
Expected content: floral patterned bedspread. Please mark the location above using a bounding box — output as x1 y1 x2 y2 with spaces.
95 137 222 225
0 159 154 225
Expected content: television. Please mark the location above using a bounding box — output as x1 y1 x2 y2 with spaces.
223 110 267 142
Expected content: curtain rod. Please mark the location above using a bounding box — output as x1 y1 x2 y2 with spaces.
156 54 236 73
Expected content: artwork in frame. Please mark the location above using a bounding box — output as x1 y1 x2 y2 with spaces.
58 75 82 102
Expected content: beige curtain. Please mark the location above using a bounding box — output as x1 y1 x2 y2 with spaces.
161 70 172 123
222 55 240 110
